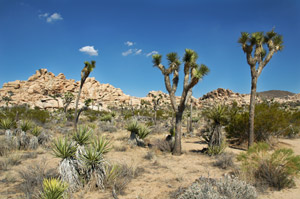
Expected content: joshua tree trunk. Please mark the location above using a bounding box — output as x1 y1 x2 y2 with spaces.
248 76 257 148
173 112 183 155
188 101 193 134
74 87 82 128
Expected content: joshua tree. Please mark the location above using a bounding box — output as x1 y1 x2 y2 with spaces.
63 92 75 113
75 98 92 126
152 49 209 155
49 92 62 109
74 61 96 128
2 96 12 108
238 29 283 148
151 94 163 125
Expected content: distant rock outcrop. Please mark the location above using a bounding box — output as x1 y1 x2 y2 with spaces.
0 69 299 110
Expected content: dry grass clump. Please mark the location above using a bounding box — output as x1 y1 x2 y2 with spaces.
18 160 58 199
213 152 235 170
104 163 145 195
0 154 22 171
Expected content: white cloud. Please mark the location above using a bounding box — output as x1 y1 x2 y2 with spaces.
125 41 134 46
79 46 99 56
135 49 142 55
39 13 49 18
122 49 133 56
39 12 63 23
47 13 63 23
146 51 158 57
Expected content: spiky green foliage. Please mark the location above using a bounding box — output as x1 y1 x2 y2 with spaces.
92 136 112 154
100 114 112 122
20 120 33 132
31 126 42 137
237 142 300 190
0 117 14 130
41 178 68 199
137 124 151 140
152 54 162 66
126 120 140 134
80 147 104 169
203 104 228 126
207 139 227 156
73 125 93 146
183 49 198 63
52 138 77 159
238 32 250 45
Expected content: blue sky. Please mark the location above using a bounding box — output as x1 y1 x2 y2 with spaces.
0 0 299 98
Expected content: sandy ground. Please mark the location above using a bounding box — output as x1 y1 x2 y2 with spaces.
1 130 300 199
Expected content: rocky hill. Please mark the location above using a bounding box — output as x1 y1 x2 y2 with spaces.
0 69 299 110
257 90 295 99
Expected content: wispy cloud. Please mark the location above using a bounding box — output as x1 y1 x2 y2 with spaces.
79 46 99 56
39 12 63 23
122 49 143 56
146 51 158 57
122 49 133 56
135 49 142 55
124 41 134 46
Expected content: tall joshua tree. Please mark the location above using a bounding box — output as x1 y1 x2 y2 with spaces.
238 29 283 148
74 61 96 128
153 49 209 155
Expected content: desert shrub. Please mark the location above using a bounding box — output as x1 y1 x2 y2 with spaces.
104 163 144 195
18 160 58 199
176 175 257 199
41 178 68 199
0 137 13 156
237 142 300 190
137 124 151 139
214 152 235 169
0 117 14 129
144 151 154 160
126 120 140 135
31 126 43 137
154 138 174 153
226 102 291 144
27 109 51 124
100 114 112 122
73 125 93 146
0 154 22 171
20 120 33 132
99 122 117 133
126 120 151 141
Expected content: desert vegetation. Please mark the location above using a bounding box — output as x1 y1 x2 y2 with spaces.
0 34 300 199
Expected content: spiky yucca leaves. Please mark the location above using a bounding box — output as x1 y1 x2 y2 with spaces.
137 124 150 140
41 178 68 199
20 120 33 132
92 136 112 155
126 120 140 134
31 126 42 137
0 117 14 130
52 138 77 159
73 125 93 146
80 147 106 189
52 138 81 191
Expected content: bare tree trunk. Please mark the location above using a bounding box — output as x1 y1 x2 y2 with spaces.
74 87 82 128
248 77 257 148
189 101 193 134
154 108 157 125
173 111 183 155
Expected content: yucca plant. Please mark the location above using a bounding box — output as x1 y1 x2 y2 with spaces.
0 117 14 130
51 138 81 191
92 136 112 155
31 126 42 137
73 125 93 146
52 138 77 159
41 178 68 199
20 120 33 132
80 147 106 188
137 124 150 140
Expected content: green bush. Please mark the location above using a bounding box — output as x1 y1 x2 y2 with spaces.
0 117 14 130
100 114 112 122
31 126 43 137
73 125 93 146
20 120 33 132
226 102 293 144
237 142 300 190
52 138 77 159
